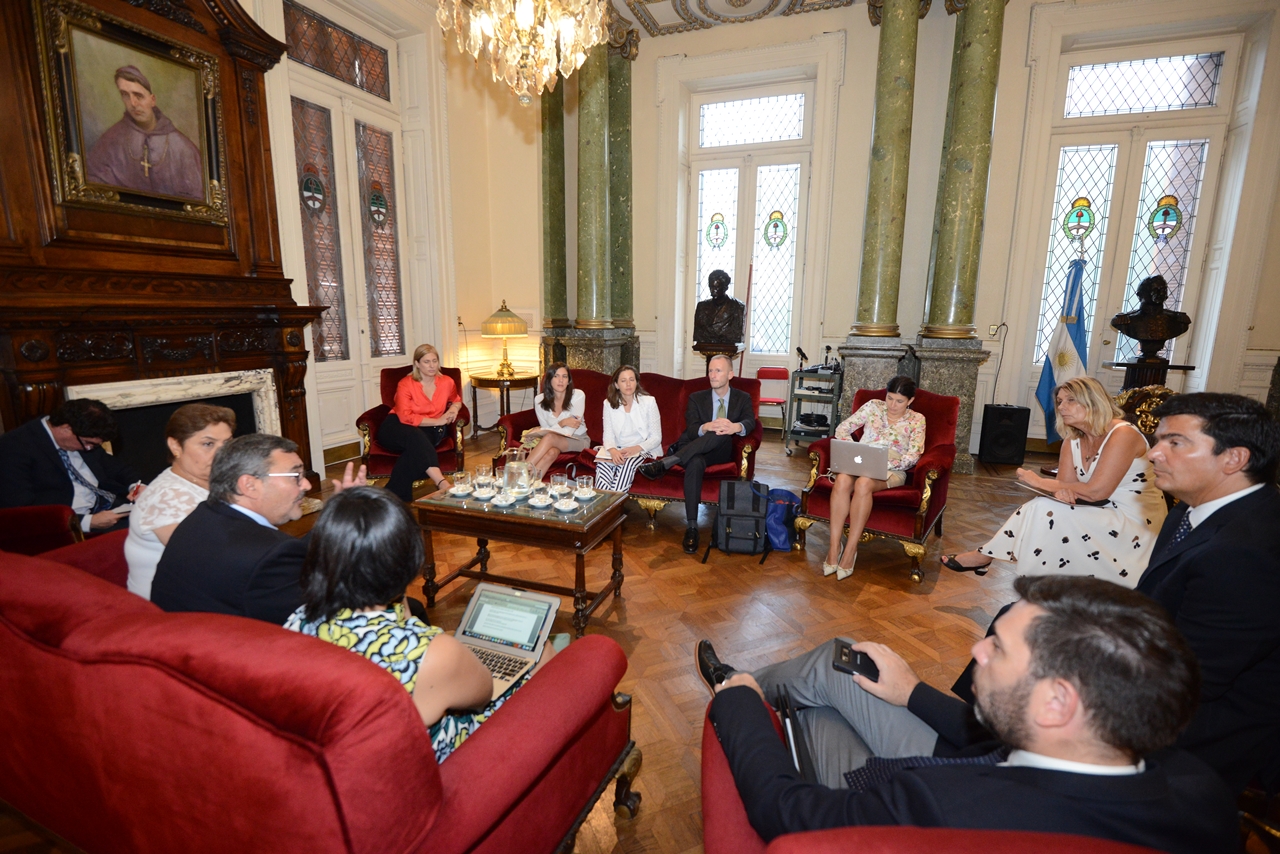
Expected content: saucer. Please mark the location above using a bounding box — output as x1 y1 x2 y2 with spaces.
448 485 473 497
471 489 496 501
528 496 554 508
573 489 595 500
553 499 580 513
491 494 516 507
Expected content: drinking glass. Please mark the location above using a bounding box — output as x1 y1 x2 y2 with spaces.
531 482 549 503
576 475 594 496
550 473 568 497
453 472 471 493
474 464 492 488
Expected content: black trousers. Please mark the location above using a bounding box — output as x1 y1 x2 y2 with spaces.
378 413 448 501
673 432 734 524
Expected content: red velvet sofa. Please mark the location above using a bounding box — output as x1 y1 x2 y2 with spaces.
356 365 471 481
0 533 639 854
700 707 1159 854
494 369 763 527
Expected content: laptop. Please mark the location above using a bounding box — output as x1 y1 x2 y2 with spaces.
455 583 561 700
829 439 890 480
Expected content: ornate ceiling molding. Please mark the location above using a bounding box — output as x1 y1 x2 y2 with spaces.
606 2 643 59
616 0 859 38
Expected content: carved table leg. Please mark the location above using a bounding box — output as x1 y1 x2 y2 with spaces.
422 528 438 607
477 537 490 573
572 551 588 637
611 523 624 593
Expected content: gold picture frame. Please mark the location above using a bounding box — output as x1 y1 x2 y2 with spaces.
32 0 229 225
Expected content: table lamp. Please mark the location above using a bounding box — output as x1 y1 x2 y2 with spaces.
480 300 528 380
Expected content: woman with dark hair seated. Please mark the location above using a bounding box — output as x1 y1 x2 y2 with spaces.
594 365 662 493
821 375 926 580
284 486 542 763
524 362 590 479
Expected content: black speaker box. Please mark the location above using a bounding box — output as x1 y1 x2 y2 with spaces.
979 404 1031 466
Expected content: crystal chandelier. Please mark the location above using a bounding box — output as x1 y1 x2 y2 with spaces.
436 0 608 106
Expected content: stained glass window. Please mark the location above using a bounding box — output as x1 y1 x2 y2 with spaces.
1034 145 1118 363
284 1 391 101
291 97 348 362
695 168 740 301
1064 53 1222 119
749 164 801 354
1114 140 1208 361
355 122 405 358
699 94 805 148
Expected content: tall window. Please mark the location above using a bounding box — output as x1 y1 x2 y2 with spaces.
355 122 405 358
284 1 390 100
292 97 348 362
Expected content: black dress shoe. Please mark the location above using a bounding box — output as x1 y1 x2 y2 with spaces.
638 460 666 481
696 639 735 692
682 526 699 554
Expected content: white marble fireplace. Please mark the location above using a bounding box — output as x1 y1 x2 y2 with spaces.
65 370 282 435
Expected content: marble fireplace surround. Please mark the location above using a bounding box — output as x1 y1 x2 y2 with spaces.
65 370 282 437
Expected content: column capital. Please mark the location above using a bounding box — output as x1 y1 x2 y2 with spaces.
867 0 931 26
606 3 640 60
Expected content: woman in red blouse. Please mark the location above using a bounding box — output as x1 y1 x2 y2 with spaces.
378 344 462 501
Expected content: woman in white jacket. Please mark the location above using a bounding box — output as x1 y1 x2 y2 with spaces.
525 362 590 478
594 365 663 493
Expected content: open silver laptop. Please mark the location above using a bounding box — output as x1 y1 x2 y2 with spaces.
829 439 890 480
455 583 561 700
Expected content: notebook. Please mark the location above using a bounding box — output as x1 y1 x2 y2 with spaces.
454 583 561 700
829 439 890 480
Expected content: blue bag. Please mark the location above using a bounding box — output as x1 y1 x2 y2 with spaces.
766 489 799 552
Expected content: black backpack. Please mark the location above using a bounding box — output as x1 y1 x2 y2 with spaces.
703 480 772 564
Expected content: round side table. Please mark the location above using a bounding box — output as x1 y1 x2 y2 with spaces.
468 372 540 438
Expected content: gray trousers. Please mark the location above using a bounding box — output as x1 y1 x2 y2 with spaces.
751 640 940 789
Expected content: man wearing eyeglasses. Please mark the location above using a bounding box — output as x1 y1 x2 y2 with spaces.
0 398 142 534
152 433 365 625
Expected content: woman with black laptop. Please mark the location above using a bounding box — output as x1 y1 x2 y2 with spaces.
283 486 551 764
823 375 926 580
941 375 1166 587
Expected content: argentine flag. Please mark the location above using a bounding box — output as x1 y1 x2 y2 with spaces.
1036 258 1089 444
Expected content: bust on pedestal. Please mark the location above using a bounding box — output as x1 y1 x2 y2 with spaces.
1109 275 1194 390
692 269 745 366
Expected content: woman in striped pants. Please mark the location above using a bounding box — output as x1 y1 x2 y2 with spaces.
594 366 664 493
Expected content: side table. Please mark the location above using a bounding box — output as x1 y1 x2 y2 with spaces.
469 372 539 439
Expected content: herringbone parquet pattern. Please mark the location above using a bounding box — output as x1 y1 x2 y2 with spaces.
0 435 1050 854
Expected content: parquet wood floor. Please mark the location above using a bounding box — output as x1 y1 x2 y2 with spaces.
0 434 1054 854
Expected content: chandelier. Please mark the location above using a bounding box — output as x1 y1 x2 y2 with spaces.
436 0 608 106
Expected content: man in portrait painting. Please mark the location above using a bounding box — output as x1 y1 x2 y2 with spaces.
85 65 203 201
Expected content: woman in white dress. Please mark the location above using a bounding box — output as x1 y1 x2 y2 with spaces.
594 365 662 493
125 403 235 599
524 362 590 479
942 376 1167 587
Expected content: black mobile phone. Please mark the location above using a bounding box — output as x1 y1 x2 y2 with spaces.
832 639 879 682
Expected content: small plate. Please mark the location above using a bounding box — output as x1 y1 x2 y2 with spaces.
471 489 496 501
528 495 554 508
448 485 473 497
573 489 596 501
491 494 516 507
554 498 580 513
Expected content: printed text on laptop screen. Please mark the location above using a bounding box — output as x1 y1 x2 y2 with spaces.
464 591 552 651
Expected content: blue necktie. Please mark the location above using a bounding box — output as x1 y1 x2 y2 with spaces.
56 447 115 514
1166 511 1193 549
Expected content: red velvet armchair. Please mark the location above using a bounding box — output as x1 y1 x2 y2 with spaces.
356 365 470 483
494 370 763 528
0 505 82 555
796 388 959 583
0 535 640 854
701 707 1159 854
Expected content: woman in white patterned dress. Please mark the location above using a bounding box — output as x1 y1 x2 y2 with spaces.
822 376 927 580
125 403 235 599
594 365 663 493
942 376 1167 587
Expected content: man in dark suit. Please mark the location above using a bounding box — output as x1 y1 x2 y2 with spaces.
639 354 756 553
702 576 1237 852
152 434 366 625
1139 392 1280 794
0 398 141 534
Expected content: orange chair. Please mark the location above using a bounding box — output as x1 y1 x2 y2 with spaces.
756 366 790 427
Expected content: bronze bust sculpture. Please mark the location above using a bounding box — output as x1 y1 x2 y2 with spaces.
1110 275 1191 361
693 270 746 347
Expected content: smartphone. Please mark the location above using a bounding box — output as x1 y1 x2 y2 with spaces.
832 639 879 682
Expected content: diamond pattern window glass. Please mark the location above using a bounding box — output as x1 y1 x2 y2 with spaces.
355 122 405 358
1064 53 1222 118
291 97 348 362
284 1 390 101
695 168 740 302
1034 145 1119 364
749 164 801 354
1114 140 1208 362
700 94 805 149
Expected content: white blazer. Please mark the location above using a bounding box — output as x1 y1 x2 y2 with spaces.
601 394 663 457
533 389 588 439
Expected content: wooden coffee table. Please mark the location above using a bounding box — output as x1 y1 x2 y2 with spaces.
413 489 628 636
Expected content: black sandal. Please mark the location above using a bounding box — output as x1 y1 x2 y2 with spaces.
940 554 992 576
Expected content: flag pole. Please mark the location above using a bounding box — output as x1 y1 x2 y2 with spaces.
738 263 754 375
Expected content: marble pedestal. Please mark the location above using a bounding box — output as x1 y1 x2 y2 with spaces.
914 337 989 474
838 336 909 422
542 328 640 375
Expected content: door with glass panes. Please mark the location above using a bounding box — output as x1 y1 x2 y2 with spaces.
686 89 811 379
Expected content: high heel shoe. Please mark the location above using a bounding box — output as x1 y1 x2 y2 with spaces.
835 553 857 581
822 561 839 577
940 554 992 576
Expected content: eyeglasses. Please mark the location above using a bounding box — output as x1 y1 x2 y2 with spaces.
73 434 104 451
264 472 306 485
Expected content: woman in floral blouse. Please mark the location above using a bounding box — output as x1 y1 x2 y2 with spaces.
823 375 926 580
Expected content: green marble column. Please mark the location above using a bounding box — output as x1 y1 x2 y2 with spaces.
541 77 569 328
576 45 611 329
853 0 923 338
922 0 1005 338
923 17 965 321
607 53 633 329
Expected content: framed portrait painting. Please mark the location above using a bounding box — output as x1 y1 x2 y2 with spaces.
32 0 229 225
